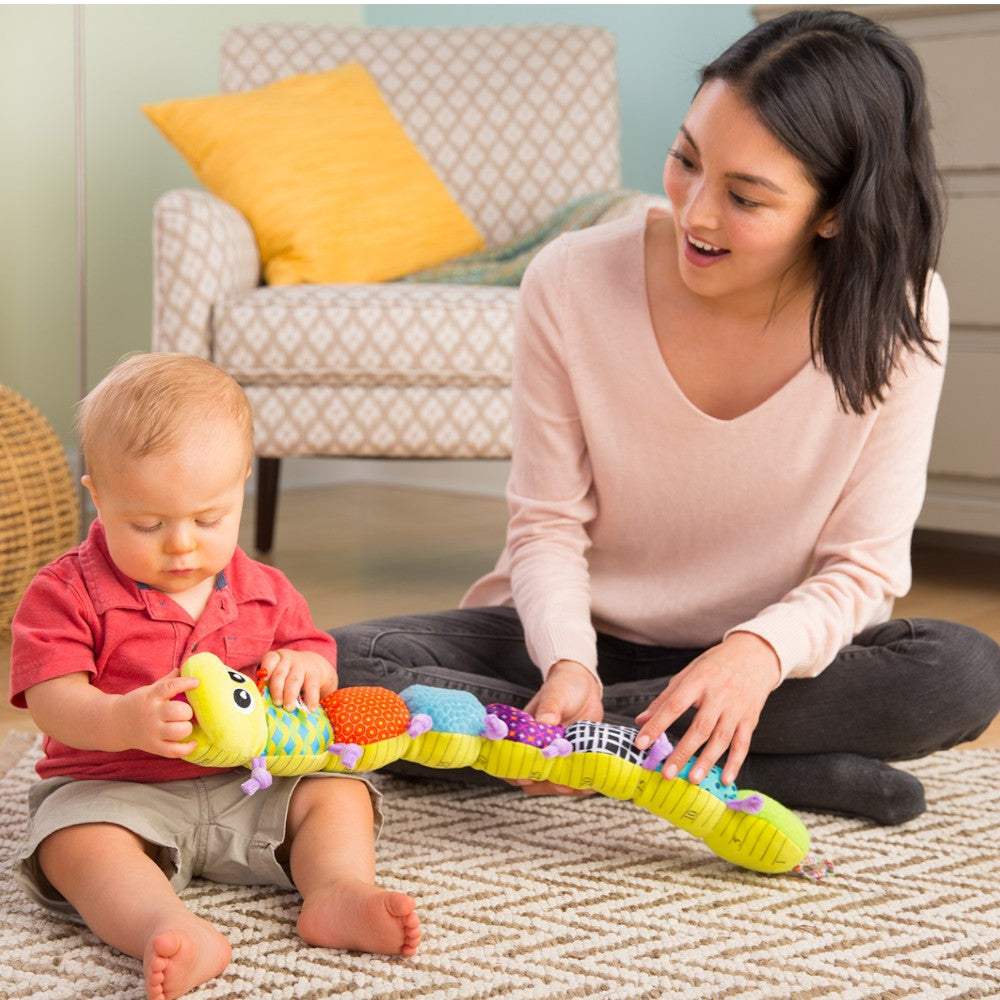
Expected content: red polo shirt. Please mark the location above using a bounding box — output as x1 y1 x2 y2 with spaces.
10 520 336 782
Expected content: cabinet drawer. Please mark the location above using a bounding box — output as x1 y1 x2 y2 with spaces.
938 193 1000 327
929 345 1000 478
912 31 1000 169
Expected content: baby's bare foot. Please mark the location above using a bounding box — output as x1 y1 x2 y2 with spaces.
144 919 232 1000
298 881 421 957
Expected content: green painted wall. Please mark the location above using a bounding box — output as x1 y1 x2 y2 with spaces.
1 3 752 450
0 6 78 443
0 4 362 447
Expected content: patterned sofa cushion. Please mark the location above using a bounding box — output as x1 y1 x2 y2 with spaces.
213 282 517 387
245 383 512 458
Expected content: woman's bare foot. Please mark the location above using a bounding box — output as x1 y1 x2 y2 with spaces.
297 880 421 957
144 917 232 1000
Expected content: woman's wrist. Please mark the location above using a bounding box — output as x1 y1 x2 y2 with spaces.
547 658 602 692
725 631 782 688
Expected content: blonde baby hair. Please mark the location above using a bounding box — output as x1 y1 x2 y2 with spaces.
77 353 254 483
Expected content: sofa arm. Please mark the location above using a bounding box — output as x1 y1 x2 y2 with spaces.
152 189 261 357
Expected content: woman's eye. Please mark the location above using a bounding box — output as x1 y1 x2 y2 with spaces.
668 148 695 170
730 193 762 209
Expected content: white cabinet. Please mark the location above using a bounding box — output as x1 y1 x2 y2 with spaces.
756 5 1000 536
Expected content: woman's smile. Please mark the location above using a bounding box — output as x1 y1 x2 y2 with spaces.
684 233 730 266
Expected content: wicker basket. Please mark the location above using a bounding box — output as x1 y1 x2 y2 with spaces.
0 385 80 638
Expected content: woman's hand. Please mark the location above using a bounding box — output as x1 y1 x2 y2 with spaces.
509 659 603 797
634 632 780 787
524 659 604 727
263 649 338 712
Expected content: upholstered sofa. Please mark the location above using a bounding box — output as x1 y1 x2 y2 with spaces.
151 23 661 551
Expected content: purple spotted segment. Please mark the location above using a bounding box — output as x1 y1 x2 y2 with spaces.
486 704 566 749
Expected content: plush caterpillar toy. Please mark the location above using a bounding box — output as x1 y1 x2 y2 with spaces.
180 652 810 874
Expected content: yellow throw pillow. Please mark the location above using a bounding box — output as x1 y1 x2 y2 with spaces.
143 63 484 285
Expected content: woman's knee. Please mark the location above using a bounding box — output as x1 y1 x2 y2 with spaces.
931 618 1000 718
857 617 999 673
799 617 1000 757
892 618 1000 747
907 617 1000 682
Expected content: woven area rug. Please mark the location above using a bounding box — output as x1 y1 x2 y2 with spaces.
1 730 998 999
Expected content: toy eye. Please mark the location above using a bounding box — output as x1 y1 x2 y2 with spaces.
228 671 248 684
232 688 255 713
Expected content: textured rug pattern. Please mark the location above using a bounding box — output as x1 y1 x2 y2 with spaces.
1 730 998 999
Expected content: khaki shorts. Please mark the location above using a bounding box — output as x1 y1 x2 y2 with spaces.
16 770 382 918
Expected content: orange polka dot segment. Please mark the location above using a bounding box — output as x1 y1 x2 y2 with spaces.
321 686 411 744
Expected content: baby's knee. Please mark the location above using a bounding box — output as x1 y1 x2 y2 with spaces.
36 822 151 894
288 775 374 827
41 821 147 863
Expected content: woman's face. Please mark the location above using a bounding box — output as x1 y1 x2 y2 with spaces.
663 78 834 312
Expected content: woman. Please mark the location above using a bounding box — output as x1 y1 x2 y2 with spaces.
333 9 1000 824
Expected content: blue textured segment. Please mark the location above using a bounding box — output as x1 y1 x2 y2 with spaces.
676 759 739 802
399 684 487 735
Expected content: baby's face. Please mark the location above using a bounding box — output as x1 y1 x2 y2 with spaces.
86 426 250 599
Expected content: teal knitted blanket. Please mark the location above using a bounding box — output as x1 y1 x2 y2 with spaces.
397 189 639 287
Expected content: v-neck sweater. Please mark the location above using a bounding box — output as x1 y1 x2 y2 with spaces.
463 211 948 683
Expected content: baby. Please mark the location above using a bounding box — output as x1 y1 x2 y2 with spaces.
9 353 420 1000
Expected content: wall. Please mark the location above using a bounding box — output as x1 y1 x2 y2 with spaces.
0 4 753 486
0 4 362 446
0 6 78 443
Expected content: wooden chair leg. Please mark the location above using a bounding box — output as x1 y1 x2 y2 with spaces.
255 456 281 554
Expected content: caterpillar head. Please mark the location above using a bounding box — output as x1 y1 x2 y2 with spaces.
180 652 268 767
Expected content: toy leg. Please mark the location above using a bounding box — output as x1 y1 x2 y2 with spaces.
37 823 231 1000
281 776 421 957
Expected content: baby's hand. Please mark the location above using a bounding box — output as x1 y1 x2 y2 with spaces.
115 669 200 758
263 649 337 712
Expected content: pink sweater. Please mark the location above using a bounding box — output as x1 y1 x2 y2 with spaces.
462 212 948 683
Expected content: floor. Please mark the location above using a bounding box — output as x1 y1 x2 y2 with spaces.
3 482 999 749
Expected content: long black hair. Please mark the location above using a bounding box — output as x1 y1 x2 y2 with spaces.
701 9 943 414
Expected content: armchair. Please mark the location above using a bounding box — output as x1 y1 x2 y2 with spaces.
151 23 657 552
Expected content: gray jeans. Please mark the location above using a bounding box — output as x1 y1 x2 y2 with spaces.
332 608 1000 762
